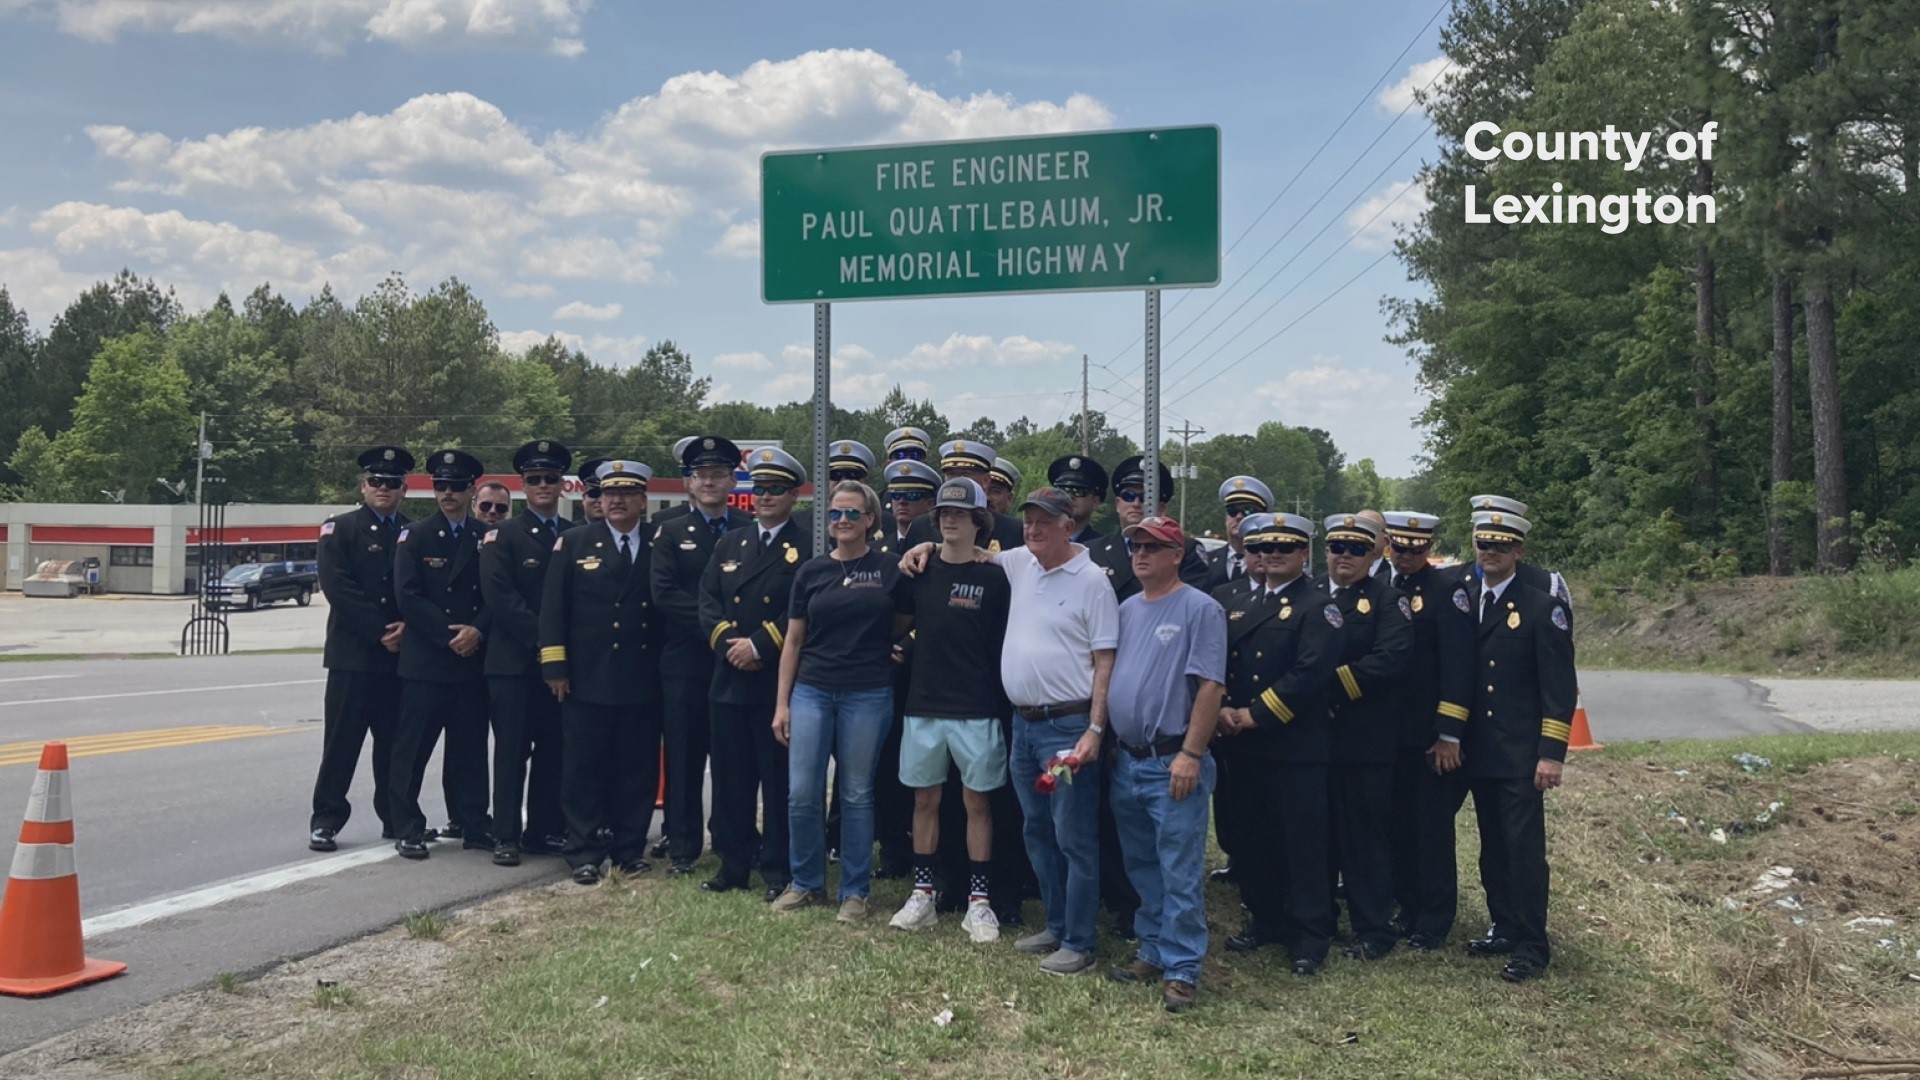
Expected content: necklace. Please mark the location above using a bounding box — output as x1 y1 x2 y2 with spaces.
837 550 873 587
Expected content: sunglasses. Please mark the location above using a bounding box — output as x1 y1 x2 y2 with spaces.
1245 541 1304 555
826 508 866 522
1057 484 1096 498
364 476 404 490
1224 505 1252 518
1326 540 1373 557
886 490 930 503
432 480 472 493
752 484 793 497
888 449 927 461
1116 488 1146 503
1475 539 1518 553
1124 539 1178 555
829 469 867 482
477 501 510 515
521 472 562 487
582 488 602 498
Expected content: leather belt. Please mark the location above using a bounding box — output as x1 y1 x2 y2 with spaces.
1118 734 1190 760
1014 699 1093 721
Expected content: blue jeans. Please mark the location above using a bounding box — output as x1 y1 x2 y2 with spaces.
1110 749 1215 985
1009 713 1102 953
787 682 893 900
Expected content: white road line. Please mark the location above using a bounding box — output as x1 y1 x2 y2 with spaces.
0 679 323 709
82 846 396 937
0 674 82 685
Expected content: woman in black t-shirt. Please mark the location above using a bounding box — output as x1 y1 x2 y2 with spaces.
771 480 913 920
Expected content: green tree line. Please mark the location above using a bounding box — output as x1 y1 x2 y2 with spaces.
1392 0 1920 579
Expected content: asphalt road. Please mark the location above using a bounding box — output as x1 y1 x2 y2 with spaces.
0 654 1911 1056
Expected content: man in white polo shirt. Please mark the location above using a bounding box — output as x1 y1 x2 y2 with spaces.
905 486 1117 975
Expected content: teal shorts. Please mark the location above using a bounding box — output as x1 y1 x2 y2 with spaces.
899 715 1008 792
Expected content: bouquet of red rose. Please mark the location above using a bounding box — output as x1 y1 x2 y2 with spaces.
1033 749 1083 794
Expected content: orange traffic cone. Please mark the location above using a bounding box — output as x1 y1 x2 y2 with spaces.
0 743 126 997
1568 692 1603 752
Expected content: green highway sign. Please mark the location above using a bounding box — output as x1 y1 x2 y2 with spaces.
761 126 1220 303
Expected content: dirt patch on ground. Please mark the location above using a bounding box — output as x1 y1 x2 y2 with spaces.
1574 576 1867 676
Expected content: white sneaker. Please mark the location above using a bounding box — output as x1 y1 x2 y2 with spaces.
962 899 1000 943
888 890 938 931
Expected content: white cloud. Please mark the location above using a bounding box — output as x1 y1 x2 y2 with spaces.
712 350 771 371
890 332 1076 372
0 247 96 320
947 49 963 73
7 0 593 55
1378 56 1451 115
500 327 651 363
710 219 759 259
552 300 620 320
1253 358 1403 420
1346 178 1430 251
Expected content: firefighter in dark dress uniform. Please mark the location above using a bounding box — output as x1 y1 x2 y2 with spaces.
1452 507 1577 981
1203 476 1273 591
987 458 1023 517
309 445 413 852
903 439 1024 552
388 448 493 860
1320 514 1415 959
875 459 941 555
1220 512 1344 975
1204 511 1276 885
477 440 574 867
699 447 812 900
1470 495 1572 613
1087 456 1212 601
884 426 932 463
1377 511 1475 949
540 460 664 885
1047 455 1107 544
650 436 754 875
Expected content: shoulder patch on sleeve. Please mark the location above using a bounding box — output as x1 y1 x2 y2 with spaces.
397 527 410 543
1551 604 1569 632
552 535 566 552
318 521 335 538
1397 595 1412 621
1323 603 1343 629
1452 586 1470 613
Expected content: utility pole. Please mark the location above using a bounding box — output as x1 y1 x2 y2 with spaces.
1170 419 1205 527
1079 354 1091 455
193 411 208 505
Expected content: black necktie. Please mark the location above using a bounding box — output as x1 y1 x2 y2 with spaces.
1393 573 1406 590
451 522 461 540
618 533 633 571
709 516 727 537
1482 589 1496 625
761 529 774 548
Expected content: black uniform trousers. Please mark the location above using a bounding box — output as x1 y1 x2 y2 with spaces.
388 677 491 841
1329 763 1396 951
1469 776 1551 967
709 701 790 889
560 699 661 871
1210 741 1250 870
488 672 564 846
661 674 713 863
1389 747 1468 940
1237 762 1334 963
310 669 401 835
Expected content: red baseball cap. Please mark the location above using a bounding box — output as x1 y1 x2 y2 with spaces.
1122 515 1185 547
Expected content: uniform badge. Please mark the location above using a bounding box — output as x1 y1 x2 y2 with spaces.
483 529 499 545
1398 596 1413 620
1452 586 1469 613
680 539 697 550
988 540 1001 553
367 544 383 553
1507 610 1522 630
522 558 539 568
425 557 447 569
319 521 335 538
1229 609 1245 620
580 556 602 571
1411 594 1424 613
1279 604 1292 620
784 546 799 564
1551 605 1569 632
1323 604 1343 628
1357 597 1371 615
397 527 411 543
552 536 565 552
721 560 739 573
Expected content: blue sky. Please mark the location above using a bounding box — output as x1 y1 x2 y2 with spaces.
0 0 1448 474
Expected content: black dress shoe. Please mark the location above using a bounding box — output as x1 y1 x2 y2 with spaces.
614 859 653 875
1225 930 1276 954
1387 916 1410 939
1406 933 1445 953
309 828 337 852
492 843 521 867
396 838 430 860
1208 865 1236 884
993 905 1025 928
572 865 602 886
700 876 745 893
1111 913 1138 941
1466 935 1517 957
1500 958 1546 983
1345 939 1392 961
667 861 696 877
422 827 442 842
593 826 615 845
648 838 670 860
439 822 463 841
462 831 497 852
763 885 785 903
1291 957 1325 977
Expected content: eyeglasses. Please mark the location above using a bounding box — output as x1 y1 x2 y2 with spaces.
1326 540 1372 557
521 473 562 487
364 476 404 490
1245 541 1304 555
477 501 510 515
886 490 930 503
826 508 866 522
1124 539 1178 555
1116 488 1145 503
1475 539 1517 553
432 480 472 493
752 484 793 497
1057 484 1095 498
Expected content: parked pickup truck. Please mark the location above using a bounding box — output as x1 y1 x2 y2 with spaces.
206 561 318 611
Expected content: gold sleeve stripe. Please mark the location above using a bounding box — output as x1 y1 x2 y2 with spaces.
1541 719 1573 743
1437 701 1470 721
539 646 567 664
1336 665 1361 701
1258 689 1295 724
708 621 736 649
763 621 785 650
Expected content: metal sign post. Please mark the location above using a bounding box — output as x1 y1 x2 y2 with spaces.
812 302 831 556
1142 288 1161 512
